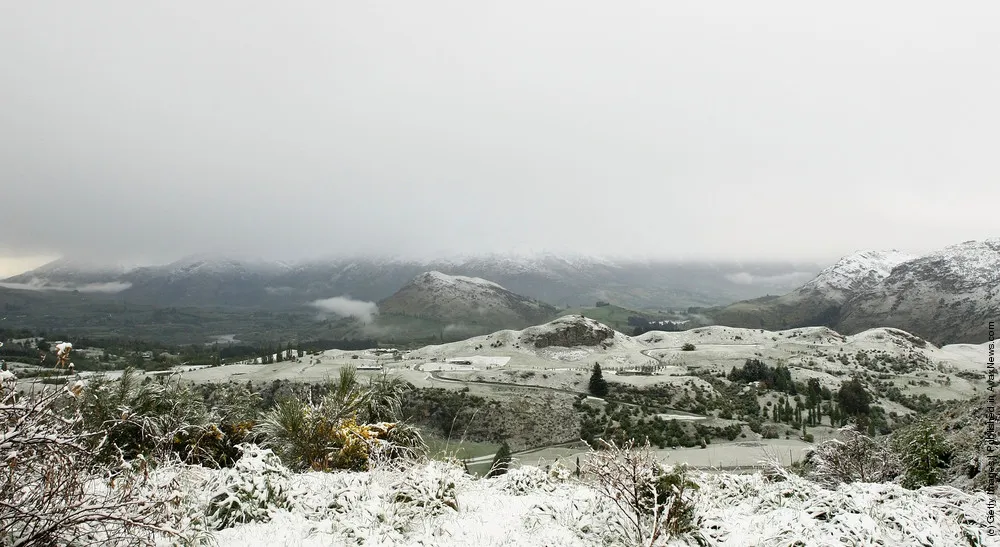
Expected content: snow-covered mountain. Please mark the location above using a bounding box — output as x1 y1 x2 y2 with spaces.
794 250 916 302
708 250 915 331
377 271 558 328
118 256 296 308
2 253 821 310
838 239 1000 344
2 257 135 287
710 239 1000 344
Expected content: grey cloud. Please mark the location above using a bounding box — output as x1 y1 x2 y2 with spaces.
0 2 997 264
0 280 133 293
309 296 379 323
264 286 295 295
725 272 817 286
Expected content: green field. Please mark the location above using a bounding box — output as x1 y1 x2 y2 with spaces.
423 436 500 461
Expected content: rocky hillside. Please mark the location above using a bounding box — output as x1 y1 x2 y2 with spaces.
837 239 1000 344
377 271 558 329
909 394 994 493
709 239 999 344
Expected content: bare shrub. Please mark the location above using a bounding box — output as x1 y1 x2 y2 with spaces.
582 438 700 546
805 425 901 486
1 386 184 546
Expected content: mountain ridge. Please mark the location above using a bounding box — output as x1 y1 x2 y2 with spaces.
3 254 822 310
708 238 1000 344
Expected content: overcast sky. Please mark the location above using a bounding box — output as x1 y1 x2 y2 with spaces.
1 1 997 274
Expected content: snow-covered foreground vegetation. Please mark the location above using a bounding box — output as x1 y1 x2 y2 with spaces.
3 345 994 546
149 445 990 546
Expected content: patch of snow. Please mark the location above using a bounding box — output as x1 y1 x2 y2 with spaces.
421 271 504 289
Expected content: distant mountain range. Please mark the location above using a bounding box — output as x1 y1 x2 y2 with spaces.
707 239 1000 344
4 240 997 345
2 253 821 311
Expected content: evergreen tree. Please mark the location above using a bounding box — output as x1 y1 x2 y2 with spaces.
488 441 513 478
894 418 950 489
837 378 871 417
589 363 609 397
806 378 822 415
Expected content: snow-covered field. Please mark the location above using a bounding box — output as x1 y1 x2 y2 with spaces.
146 318 990 406
160 447 991 547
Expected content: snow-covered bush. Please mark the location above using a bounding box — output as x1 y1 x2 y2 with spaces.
497 461 575 495
390 459 462 514
173 455 991 546
499 465 553 495
204 444 293 529
78 368 258 468
547 459 575 482
318 459 468 544
78 367 178 463
805 425 901 486
171 382 260 468
582 439 700 546
1 386 185 545
697 466 991 546
527 489 615 541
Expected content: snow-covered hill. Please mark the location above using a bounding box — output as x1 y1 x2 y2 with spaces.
0 257 137 292
377 271 558 327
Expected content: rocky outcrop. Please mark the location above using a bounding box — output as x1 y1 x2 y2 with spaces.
520 316 615 348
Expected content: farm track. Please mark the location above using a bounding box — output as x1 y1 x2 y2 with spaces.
425 370 705 417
